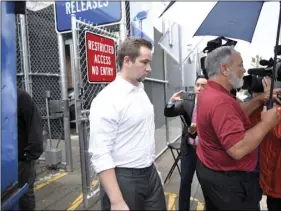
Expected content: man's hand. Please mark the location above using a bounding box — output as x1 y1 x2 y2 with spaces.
256 76 281 104
188 123 197 134
111 200 129 211
169 90 184 103
261 105 281 129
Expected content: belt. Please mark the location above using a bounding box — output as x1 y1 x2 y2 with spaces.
115 164 154 175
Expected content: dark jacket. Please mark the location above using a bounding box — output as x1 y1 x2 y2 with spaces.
18 89 44 161
164 93 197 156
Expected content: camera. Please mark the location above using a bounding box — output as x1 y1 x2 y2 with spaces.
200 36 237 79
242 48 281 93
199 37 281 95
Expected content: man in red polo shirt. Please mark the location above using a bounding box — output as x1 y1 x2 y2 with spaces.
196 46 281 210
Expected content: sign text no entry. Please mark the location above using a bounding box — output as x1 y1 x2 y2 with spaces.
85 32 117 83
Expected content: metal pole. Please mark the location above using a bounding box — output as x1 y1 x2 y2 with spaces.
82 118 91 196
58 33 73 172
45 91 52 149
178 24 185 90
19 14 32 95
71 15 82 134
119 1 127 42
145 77 168 84
161 7 170 144
78 119 89 208
71 14 88 208
268 1 281 109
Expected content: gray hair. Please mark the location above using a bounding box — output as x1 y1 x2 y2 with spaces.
205 46 237 78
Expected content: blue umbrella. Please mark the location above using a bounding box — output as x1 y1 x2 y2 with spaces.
193 1 281 108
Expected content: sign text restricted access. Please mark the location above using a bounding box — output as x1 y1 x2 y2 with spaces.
85 32 116 83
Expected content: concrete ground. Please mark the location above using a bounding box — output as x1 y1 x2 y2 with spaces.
34 146 268 210
33 117 268 210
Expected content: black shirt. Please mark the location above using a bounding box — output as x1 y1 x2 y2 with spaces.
18 89 43 161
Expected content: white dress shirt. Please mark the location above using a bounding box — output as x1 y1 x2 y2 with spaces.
88 75 155 173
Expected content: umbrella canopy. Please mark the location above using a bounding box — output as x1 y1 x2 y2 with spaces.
194 2 264 43
159 2 279 66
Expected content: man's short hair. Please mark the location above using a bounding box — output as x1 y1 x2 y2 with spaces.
117 37 153 69
205 46 237 78
195 75 207 83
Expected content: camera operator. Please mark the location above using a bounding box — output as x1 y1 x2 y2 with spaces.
164 75 207 211
195 46 281 210
248 78 281 211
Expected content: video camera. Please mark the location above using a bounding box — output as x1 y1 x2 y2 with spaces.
199 37 281 95
200 36 238 79
242 45 281 93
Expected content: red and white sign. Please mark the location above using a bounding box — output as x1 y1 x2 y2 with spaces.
85 31 117 83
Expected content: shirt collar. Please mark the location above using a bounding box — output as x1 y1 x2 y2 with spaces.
207 80 232 97
115 74 143 93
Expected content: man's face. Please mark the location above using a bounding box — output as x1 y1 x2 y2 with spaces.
125 46 152 83
194 78 207 96
223 52 246 89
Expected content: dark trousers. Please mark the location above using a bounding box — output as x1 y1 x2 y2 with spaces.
18 160 36 210
179 146 197 211
267 196 281 211
196 159 262 210
100 164 166 210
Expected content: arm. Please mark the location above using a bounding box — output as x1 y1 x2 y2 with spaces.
19 90 43 160
164 100 185 117
227 121 272 160
88 101 125 206
212 104 277 160
239 96 263 116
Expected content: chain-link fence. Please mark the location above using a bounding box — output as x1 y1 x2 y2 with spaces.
15 3 72 173
26 5 63 140
16 4 63 140
71 15 120 207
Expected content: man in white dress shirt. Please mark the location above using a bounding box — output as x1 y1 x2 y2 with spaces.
88 37 166 211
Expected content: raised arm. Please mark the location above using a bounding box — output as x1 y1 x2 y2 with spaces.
164 100 185 117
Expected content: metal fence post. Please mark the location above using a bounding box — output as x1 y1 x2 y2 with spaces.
57 33 73 172
19 14 32 95
119 1 127 41
178 24 185 90
161 7 170 144
71 14 89 208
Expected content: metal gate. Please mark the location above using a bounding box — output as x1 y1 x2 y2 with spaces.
71 15 119 208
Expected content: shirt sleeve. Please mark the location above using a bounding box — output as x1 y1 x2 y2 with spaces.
88 99 119 174
211 103 246 150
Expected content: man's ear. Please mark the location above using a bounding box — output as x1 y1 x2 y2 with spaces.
123 56 131 66
220 64 229 77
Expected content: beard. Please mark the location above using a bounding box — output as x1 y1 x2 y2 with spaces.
137 77 143 82
229 71 244 89
136 75 147 82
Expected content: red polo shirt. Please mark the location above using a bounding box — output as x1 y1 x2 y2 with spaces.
196 81 258 171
